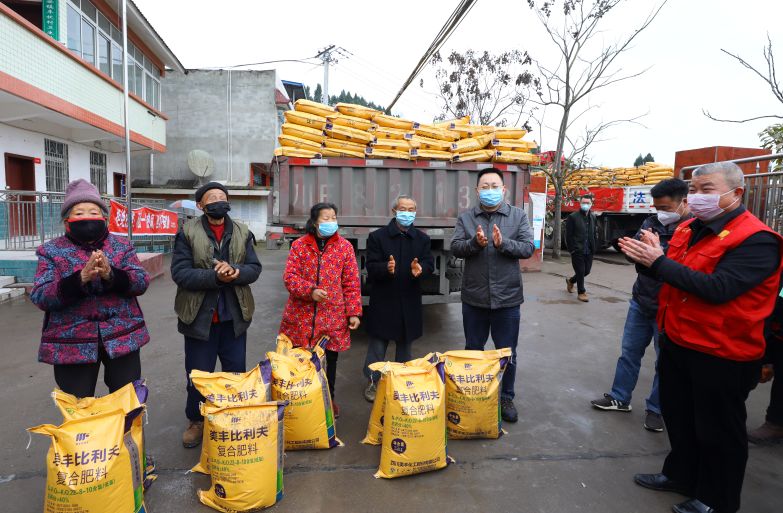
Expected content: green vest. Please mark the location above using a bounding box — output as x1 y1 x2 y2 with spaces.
174 217 255 324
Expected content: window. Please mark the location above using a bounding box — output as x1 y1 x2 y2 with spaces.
90 151 107 194
45 139 69 193
98 33 110 75
66 5 81 55
81 20 95 65
111 42 123 81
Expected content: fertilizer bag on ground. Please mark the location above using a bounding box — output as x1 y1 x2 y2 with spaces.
441 348 512 439
197 402 286 513
190 362 273 474
371 360 450 479
267 343 341 450
29 408 145 513
53 381 153 489
362 353 440 446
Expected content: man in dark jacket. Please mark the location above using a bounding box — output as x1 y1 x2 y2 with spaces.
591 179 691 433
171 182 262 448
363 195 435 402
451 167 535 423
565 194 598 302
748 277 783 443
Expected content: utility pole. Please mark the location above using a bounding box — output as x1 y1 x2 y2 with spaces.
120 0 132 241
315 45 336 105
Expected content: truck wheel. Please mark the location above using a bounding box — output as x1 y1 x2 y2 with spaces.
446 260 462 293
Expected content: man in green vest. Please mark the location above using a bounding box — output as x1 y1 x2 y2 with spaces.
171 182 262 448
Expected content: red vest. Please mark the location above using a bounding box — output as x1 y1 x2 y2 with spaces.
657 210 783 361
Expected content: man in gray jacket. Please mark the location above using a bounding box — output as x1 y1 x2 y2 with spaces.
451 167 535 422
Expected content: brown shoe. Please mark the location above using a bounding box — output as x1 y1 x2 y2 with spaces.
578 293 589 302
566 277 575 293
183 420 204 448
748 421 783 444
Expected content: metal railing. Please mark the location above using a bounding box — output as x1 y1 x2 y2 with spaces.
679 153 783 235
0 190 176 251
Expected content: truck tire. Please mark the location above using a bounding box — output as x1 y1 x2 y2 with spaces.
446 259 463 293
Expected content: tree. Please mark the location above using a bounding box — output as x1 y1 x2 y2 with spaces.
644 153 655 163
760 124 783 171
633 154 644 167
313 84 323 104
308 85 386 111
528 0 667 259
425 49 536 127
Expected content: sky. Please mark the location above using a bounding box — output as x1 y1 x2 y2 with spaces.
134 0 783 167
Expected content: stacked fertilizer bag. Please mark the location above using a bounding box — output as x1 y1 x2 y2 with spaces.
275 100 539 165
29 381 152 513
542 162 675 192
188 361 287 512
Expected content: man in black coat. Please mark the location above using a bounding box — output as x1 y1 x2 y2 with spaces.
565 194 598 302
363 195 435 402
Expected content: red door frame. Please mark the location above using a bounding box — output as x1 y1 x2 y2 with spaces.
4 153 37 237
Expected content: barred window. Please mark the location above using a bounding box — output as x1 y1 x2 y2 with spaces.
90 151 107 194
45 139 69 192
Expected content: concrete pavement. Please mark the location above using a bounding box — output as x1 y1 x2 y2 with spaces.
0 248 780 513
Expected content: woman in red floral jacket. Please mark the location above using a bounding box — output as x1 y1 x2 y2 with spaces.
279 202 362 415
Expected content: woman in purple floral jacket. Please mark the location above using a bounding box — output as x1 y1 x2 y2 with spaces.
31 179 150 397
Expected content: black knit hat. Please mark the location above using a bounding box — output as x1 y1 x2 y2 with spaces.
195 182 228 203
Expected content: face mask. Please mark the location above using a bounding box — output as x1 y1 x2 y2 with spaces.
318 221 338 237
687 191 738 221
656 202 684 226
580 204 591 212
479 188 504 207
204 201 231 220
395 211 416 227
66 218 108 243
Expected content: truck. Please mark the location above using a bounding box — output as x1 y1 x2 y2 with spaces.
546 185 655 251
266 157 532 300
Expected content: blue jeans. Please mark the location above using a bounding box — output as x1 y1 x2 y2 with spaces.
609 299 660 414
185 321 247 421
462 303 520 400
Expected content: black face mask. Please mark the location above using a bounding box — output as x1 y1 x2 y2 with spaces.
67 218 108 243
204 201 231 220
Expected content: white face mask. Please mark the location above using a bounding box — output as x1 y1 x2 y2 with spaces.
656 202 684 226
687 190 739 221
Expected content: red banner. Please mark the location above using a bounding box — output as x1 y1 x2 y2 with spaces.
109 199 178 236
548 187 625 213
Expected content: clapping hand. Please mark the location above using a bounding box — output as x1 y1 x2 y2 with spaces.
388 255 396 275
475 225 489 247
492 224 503 248
80 251 102 284
411 257 422 278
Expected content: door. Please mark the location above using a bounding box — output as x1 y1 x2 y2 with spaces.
114 172 126 198
4 153 36 237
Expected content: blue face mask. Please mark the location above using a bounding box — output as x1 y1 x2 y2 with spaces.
318 221 338 237
396 211 416 227
479 188 504 207
580 203 591 212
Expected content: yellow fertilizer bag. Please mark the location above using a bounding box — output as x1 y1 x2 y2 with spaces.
274 147 322 158
372 138 419 150
494 150 538 164
490 139 537 151
373 113 418 131
29 408 145 513
411 148 453 160
323 137 367 153
281 123 325 144
452 149 495 163
327 113 376 131
374 126 415 140
434 115 471 128
336 102 380 120
324 124 376 145
321 148 366 158
493 127 528 139
197 402 286 513
372 360 450 479
441 349 512 439
294 98 336 117
284 110 329 130
267 345 341 450
53 381 152 492
190 362 273 474
451 134 494 153
362 353 440 446
415 124 460 141
278 134 323 152
410 135 452 151
366 147 412 160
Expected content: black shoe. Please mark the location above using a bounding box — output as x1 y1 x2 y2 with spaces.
672 499 715 513
644 411 665 432
633 473 691 495
591 393 632 412
501 398 518 423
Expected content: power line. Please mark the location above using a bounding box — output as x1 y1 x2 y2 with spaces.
386 0 479 112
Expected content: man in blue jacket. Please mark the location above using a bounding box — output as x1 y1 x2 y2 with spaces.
171 182 262 448
451 167 535 422
591 178 690 432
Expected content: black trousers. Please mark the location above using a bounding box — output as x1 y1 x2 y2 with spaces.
659 334 761 513
325 349 338 400
766 344 783 425
569 251 594 294
53 347 141 398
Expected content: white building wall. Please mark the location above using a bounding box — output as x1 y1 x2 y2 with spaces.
1 123 124 194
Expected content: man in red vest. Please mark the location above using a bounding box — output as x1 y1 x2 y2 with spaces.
619 162 783 513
